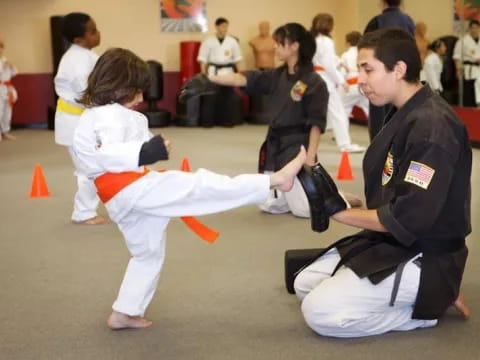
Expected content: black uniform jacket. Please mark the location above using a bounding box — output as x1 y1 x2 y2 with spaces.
364 7 415 36
245 66 328 171
335 85 471 319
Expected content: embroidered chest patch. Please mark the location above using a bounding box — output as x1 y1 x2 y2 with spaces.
404 161 435 190
382 152 394 186
290 80 307 102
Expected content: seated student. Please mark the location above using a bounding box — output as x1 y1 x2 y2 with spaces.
72 48 307 330
294 28 471 338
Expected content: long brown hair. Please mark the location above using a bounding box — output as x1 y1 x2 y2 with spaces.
310 13 334 38
79 48 151 106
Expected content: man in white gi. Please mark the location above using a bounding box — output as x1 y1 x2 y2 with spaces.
453 19 480 106
339 31 369 121
197 17 243 126
54 12 107 225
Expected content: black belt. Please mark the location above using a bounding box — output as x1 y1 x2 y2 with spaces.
208 63 235 69
268 124 310 138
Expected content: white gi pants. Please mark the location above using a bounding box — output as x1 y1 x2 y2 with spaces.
110 170 270 316
294 248 438 338
340 85 369 120
317 72 352 149
0 86 12 133
67 147 101 222
259 173 309 218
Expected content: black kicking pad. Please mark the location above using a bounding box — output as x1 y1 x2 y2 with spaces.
284 248 325 294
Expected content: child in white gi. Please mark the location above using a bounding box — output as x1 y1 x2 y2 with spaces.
72 48 307 330
54 12 106 225
0 39 18 141
422 39 446 94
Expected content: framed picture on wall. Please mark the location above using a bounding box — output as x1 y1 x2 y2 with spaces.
454 0 480 33
160 0 208 32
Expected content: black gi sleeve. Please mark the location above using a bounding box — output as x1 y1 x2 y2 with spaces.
377 140 458 247
364 16 379 34
244 69 275 95
138 134 169 166
302 78 328 133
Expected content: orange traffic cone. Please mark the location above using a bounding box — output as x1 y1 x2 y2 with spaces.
336 151 354 180
180 157 191 172
30 163 50 198
178 157 220 243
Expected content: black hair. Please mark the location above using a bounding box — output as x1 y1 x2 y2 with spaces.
79 48 151 106
385 0 401 7
358 28 421 83
469 19 480 27
215 17 228 26
62 12 91 43
428 39 444 52
273 23 316 74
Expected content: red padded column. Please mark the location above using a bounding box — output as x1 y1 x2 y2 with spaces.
180 41 201 85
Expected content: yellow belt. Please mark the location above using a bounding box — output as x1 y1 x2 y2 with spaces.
57 98 84 115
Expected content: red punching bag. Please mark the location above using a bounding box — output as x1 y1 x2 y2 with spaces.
180 41 201 85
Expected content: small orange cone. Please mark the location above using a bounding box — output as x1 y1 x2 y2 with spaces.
180 157 191 172
30 163 50 198
336 151 354 180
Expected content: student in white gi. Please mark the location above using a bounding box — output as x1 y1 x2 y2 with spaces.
339 31 369 120
72 48 307 330
422 39 446 93
54 12 107 225
310 14 365 153
0 39 18 141
453 19 480 106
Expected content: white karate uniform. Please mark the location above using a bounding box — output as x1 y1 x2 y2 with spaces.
73 103 270 316
54 44 100 222
0 57 18 134
313 36 354 150
197 35 242 75
339 46 369 119
423 52 443 92
453 33 480 104
294 248 437 338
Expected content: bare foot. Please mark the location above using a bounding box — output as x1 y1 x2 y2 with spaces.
106 311 153 330
452 294 470 319
72 216 109 225
270 146 307 192
2 133 16 140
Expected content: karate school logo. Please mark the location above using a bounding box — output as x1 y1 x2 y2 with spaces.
382 152 394 186
290 81 307 102
404 161 435 190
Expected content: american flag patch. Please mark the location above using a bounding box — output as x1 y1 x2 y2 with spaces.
404 161 435 190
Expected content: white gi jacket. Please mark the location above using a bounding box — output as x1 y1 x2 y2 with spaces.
197 35 242 75
0 56 18 104
453 33 480 81
339 46 359 81
54 44 99 146
313 35 345 88
423 52 443 92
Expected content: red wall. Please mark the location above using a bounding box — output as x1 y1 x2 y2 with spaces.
11 72 181 126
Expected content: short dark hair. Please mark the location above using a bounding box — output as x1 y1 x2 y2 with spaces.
385 0 401 7
358 28 421 83
215 17 228 26
428 39 445 52
62 12 91 43
79 48 151 106
469 19 480 28
346 31 362 46
310 13 334 37
273 23 316 74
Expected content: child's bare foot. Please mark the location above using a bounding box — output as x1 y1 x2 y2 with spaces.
72 216 109 225
106 311 153 330
452 294 470 319
270 146 307 192
2 133 16 140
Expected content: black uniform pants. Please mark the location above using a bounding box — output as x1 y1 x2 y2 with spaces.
200 86 241 127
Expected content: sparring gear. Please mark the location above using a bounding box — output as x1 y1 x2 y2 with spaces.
178 73 218 103
138 134 169 166
297 163 348 232
284 248 325 294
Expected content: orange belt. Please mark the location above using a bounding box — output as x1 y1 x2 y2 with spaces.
314 65 325 71
1 80 15 107
346 77 358 85
94 168 150 203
